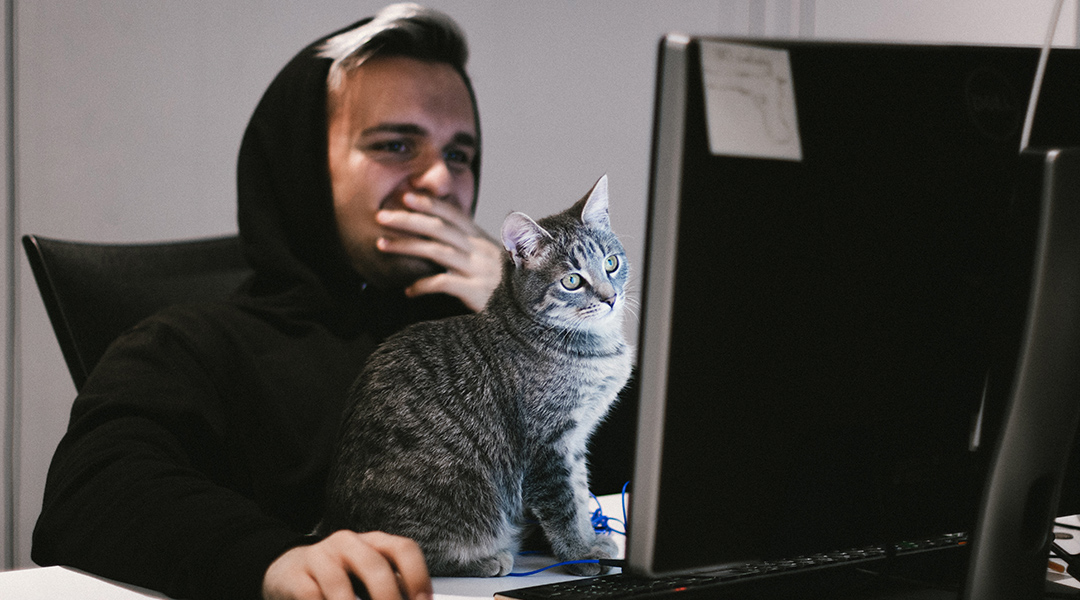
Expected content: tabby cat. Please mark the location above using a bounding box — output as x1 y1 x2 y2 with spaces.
320 175 632 577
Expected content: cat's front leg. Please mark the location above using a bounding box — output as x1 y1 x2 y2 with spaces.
524 448 618 576
563 530 618 577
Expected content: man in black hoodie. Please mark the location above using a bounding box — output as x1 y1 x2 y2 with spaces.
32 5 500 600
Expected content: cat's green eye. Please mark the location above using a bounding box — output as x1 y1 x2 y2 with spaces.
561 273 584 290
604 255 619 273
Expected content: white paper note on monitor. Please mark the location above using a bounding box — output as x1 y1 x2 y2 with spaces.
699 40 802 161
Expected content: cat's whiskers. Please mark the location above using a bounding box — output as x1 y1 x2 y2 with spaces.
621 296 642 327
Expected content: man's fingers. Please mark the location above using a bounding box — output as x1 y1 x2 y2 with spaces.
262 541 360 600
405 272 458 298
377 236 470 273
402 193 477 233
327 532 408 600
306 547 365 600
376 209 472 253
406 272 492 313
357 532 433 600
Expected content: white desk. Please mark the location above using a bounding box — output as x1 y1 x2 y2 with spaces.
0 566 170 599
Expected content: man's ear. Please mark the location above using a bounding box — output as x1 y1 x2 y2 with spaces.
580 174 611 231
502 212 550 268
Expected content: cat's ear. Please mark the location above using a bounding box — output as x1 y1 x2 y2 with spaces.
502 212 551 268
579 174 611 231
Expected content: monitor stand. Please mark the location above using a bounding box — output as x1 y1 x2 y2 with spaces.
963 148 1080 600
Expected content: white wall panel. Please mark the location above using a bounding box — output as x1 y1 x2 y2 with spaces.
814 0 1079 46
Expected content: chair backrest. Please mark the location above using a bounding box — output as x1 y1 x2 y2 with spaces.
22 234 253 391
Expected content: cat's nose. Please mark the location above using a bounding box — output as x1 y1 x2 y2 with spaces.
602 293 617 308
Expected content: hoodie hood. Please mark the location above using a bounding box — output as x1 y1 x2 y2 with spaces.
234 18 480 329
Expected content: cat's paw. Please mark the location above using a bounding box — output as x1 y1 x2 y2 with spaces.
564 559 604 577
471 549 515 577
491 549 515 577
563 535 619 576
432 549 514 577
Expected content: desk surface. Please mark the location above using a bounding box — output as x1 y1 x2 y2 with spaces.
0 566 169 599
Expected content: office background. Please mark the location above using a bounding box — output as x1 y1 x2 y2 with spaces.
2 0 1077 571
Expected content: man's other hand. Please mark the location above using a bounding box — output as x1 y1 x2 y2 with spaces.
262 530 433 600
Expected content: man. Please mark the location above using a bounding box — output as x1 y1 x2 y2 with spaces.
32 5 500 600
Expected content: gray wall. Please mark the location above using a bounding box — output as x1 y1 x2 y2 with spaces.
3 0 1078 570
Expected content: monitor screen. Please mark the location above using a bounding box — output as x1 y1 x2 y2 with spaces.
626 36 1080 580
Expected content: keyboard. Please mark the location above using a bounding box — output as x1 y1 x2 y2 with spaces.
494 533 967 600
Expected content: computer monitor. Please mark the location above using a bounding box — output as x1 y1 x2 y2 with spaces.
626 35 1080 596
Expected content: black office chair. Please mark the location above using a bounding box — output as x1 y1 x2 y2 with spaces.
22 234 253 391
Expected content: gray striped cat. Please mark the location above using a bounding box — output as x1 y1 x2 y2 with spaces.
320 175 632 577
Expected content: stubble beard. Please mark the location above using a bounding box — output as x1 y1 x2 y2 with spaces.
362 251 443 292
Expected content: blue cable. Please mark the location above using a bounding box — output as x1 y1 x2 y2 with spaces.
621 481 629 530
510 482 632 577
591 493 626 536
507 559 601 577
590 482 631 536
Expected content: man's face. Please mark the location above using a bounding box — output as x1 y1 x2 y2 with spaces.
327 55 477 290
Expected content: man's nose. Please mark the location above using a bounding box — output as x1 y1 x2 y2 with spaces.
409 152 453 199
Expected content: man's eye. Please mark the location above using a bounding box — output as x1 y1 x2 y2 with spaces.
371 140 411 154
444 148 473 167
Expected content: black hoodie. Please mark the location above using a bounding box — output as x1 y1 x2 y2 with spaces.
31 20 470 600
